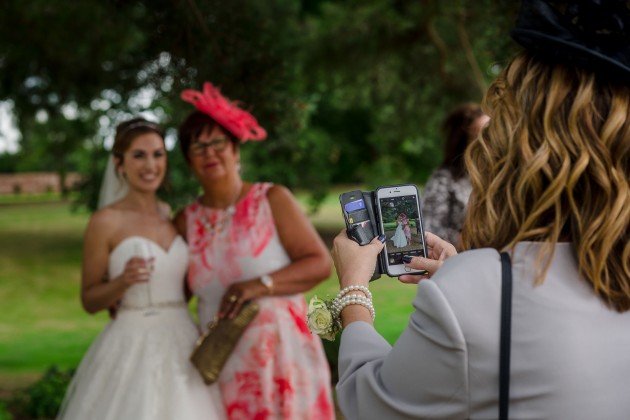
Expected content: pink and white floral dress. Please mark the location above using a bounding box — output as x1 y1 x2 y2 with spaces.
185 183 335 420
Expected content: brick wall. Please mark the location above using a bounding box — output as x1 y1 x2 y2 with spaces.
0 172 81 195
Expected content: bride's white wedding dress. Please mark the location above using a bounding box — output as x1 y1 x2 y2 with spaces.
391 223 408 248
57 236 225 420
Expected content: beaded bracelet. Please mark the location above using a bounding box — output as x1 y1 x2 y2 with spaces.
335 295 376 321
335 285 373 301
332 293 376 321
331 293 366 316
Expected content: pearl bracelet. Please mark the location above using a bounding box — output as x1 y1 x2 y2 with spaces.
332 293 375 321
331 293 366 315
336 285 372 301
337 297 376 321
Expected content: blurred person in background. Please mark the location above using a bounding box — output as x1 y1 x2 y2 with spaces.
422 102 489 249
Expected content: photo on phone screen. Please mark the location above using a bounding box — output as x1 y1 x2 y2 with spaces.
376 185 426 276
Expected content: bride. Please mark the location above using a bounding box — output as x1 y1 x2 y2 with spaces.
391 214 408 248
57 118 225 420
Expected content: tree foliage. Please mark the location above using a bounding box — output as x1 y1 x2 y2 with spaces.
0 0 520 210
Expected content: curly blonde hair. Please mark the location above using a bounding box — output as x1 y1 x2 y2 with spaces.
462 51 630 312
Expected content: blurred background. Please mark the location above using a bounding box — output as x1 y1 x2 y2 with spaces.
0 0 520 418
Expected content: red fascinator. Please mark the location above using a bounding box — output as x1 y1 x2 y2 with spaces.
180 82 267 142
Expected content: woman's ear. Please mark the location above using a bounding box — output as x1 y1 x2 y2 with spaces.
113 156 124 177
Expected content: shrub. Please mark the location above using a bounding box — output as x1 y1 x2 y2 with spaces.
0 401 13 420
10 366 74 419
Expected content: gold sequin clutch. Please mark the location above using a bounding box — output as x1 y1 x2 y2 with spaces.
190 301 259 385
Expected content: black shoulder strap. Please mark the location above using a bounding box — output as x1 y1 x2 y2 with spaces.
499 252 513 420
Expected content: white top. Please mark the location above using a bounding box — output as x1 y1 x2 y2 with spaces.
109 236 189 307
337 242 630 420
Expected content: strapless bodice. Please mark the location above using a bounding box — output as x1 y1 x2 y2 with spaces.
108 236 189 308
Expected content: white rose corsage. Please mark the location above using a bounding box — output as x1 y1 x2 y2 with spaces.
307 286 375 341
306 295 341 341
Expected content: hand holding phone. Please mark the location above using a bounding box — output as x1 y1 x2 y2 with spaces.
340 185 428 278
399 232 457 283
331 229 385 289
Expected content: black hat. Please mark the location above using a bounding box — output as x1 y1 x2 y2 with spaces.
512 0 630 77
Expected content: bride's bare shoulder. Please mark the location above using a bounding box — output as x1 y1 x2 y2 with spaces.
157 201 172 220
87 205 125 233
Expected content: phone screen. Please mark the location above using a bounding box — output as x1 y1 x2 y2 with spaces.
378 194 425 268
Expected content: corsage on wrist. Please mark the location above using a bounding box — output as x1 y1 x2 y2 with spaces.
306 285 375 341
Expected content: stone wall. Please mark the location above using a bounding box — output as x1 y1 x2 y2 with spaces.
0 172 81 195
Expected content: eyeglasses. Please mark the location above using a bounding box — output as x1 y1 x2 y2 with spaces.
189 138 230 156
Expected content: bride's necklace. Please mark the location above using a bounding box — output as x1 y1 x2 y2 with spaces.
200 181 242 234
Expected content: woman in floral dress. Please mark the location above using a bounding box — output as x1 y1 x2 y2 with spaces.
401 213 412 244
173 82 335 420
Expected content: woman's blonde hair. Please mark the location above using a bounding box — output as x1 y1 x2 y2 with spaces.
462 51 630 312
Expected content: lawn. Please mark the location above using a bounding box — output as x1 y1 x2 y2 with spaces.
0 192 418 390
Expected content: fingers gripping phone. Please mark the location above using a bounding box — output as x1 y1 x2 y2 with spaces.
340 190 383 281
376 185 427 277
340 185 428 278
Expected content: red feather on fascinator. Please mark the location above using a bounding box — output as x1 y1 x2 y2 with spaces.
180 82 267 142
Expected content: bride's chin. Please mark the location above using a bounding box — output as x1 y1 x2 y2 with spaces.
130 184 161 194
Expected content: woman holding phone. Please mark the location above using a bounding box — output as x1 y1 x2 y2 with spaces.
331 0 630 418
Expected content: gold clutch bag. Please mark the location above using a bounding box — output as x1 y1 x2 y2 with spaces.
190 301 259 385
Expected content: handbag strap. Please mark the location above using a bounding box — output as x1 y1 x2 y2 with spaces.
499 251 513 420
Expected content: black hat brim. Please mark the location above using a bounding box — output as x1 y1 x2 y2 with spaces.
513 28 630 76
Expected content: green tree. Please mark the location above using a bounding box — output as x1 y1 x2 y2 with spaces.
0 0 521 210
301 0 519 188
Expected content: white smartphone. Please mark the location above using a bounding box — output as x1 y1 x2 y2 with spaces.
375 184 427 277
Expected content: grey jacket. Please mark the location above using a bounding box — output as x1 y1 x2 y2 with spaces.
337 243 630 419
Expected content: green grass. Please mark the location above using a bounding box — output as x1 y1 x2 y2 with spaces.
0 194 418 389
0 192 72 204
0 201 108 386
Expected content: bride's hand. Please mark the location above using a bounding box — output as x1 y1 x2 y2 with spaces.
120 256 152 286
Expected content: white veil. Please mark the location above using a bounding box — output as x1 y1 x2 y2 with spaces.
97 155 129 209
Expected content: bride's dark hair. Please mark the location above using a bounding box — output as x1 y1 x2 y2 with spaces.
113 118 164 163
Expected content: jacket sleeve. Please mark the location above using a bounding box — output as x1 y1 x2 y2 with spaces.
336 280 470 420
